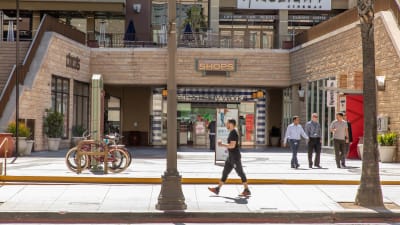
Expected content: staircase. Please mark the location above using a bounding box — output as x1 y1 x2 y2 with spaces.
0 42 30 94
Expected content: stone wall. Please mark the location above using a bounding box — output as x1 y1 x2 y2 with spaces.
18 33 91 150
290 12 400 161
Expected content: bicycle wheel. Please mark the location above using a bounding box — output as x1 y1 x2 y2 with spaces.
110 146 132 167
107 148 130 173
65 147 89 173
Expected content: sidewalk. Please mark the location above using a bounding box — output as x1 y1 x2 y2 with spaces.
1 146 400 184
1 147 400 223
0 183 399 223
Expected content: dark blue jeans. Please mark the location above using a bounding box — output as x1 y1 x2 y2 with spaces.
289 139 300 167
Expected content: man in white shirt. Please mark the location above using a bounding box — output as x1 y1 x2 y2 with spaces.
330 112 349 168
283 116 309 169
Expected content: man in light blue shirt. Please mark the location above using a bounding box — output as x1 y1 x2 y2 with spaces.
283 116 309 169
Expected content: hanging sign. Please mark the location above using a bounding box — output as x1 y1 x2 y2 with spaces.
326 80 337 108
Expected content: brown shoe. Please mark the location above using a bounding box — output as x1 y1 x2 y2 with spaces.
239 188 251 197
208 186 220 195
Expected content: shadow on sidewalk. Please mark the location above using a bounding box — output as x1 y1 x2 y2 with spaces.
210 195 249 205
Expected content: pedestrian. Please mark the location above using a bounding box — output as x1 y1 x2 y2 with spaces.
208 119 251 197
343 113 353 158
305 113 322 168
330 112 349 168
283 116 309 169
208 120 216 151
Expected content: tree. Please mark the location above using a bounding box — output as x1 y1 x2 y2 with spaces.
355 0 384 207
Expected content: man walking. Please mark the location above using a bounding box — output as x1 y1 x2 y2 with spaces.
208 119 250 197
305 113 322 168
330 112 349 168
283 116 309 169
343 113 353 158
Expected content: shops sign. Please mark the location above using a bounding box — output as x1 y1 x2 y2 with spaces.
237 0 331 11
196 59 237 76
66 53 80 70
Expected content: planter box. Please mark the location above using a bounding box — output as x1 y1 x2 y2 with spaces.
379 145 396 163
48 138 61 151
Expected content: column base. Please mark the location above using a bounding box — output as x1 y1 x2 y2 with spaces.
156 172 187 210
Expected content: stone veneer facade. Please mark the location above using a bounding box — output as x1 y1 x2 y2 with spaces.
290 11 400 161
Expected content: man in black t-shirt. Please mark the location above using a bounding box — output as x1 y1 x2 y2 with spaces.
208 119 251 197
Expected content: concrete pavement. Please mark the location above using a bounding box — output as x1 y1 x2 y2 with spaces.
0 146 400 223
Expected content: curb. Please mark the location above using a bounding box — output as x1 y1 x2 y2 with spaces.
0 211 400 223
1 175 400 185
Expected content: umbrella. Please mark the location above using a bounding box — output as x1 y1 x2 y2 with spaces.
7 20 14 42
124 20 136 41
183 23 193 41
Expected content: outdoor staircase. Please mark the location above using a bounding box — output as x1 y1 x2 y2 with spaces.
0 41 30 94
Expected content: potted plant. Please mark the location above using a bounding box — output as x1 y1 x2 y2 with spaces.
377 132 397 163
71 125 86 147
7 122 31 156
43 110 64 151
270 126 281 147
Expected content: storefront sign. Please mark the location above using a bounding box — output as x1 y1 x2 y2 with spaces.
220 14 328 22
196 59 237 75
237 0 331 11
66 53 80 70
178 94 247 103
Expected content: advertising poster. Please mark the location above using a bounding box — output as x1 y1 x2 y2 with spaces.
215 108 239 163
245 114 254 141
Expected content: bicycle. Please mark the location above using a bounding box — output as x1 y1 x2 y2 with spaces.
65 131 130 173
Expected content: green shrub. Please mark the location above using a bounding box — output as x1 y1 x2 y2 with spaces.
377 132 397 146
7 122 31 138
72 125 86 137
43 110 64 138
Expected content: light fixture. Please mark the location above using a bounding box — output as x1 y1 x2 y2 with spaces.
133 4 141 13
162 88 168 98
252 90 264 99
376 75 385 91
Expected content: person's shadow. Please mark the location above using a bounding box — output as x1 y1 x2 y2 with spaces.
210 195 249 205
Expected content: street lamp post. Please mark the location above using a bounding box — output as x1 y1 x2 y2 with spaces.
156 0 187 210
12 0 20 163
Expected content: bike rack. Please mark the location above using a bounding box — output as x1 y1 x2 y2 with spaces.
76 140 108 174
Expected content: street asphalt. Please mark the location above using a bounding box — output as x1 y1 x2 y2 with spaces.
0 146 399 223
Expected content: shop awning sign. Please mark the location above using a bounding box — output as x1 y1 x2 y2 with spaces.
237 0 331 11
196 59 237 76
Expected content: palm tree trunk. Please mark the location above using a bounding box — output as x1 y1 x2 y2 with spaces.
355 0 384 207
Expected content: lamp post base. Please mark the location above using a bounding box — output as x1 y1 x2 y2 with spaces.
156 172 187 210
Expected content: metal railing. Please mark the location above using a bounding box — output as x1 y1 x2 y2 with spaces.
0 137 9 176
295 0 400 46
94 32 278 49
0 15 85 118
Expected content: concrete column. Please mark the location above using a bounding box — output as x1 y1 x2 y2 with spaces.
31 11 40 37
277 10 288 49
209 0 219 33
291 85 300 117
86 14 95 41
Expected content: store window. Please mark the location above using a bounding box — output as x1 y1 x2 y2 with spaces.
73 81 89 132
51 75 70 138
106 96 121 134
306 78 336 147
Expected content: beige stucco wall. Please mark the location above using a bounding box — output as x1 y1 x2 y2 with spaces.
18 33 91 150
290 12 400 160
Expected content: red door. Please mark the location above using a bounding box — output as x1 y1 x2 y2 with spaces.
346 95 364 159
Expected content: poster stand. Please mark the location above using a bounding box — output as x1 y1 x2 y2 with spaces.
214 108 238 165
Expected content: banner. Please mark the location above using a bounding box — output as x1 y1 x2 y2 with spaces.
215 108 239 162
237 0 331 10
326 80 337 108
